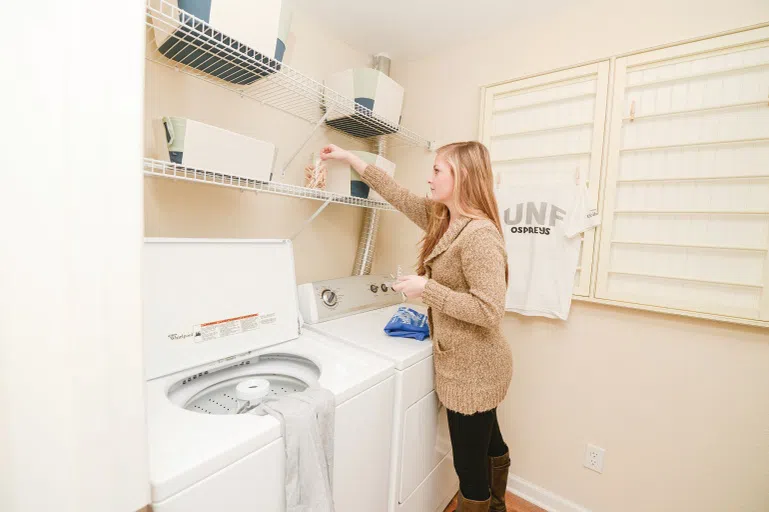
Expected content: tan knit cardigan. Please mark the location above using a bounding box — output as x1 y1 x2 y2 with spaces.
361 165 513 414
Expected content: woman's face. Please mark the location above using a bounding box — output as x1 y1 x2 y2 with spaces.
428 153 455 204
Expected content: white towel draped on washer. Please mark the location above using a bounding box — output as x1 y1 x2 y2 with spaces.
262 387 336 512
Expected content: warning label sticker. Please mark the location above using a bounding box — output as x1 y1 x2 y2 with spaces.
168 312 277 343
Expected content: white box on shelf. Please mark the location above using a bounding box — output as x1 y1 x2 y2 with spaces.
162 117 276 181
149 0 292 84
324 68 405 137
324 151 396 201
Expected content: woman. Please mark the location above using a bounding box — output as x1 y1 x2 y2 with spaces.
319 141 513 512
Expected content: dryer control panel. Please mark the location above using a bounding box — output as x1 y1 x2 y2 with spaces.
297 274 403 324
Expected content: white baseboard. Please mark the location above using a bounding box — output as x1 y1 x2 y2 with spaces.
507 473 592 512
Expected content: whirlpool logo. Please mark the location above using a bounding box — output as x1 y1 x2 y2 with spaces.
169 332 195 341
168 326 203 341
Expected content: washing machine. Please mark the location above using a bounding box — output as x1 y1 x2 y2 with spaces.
144 239 397 512
298 275 458 512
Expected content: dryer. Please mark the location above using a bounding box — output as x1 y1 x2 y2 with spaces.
299 275 458 512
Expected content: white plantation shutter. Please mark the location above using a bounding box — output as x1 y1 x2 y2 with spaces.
596 26 769 323
480 61 610 296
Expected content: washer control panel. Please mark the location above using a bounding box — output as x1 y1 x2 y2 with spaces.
297 274 403 324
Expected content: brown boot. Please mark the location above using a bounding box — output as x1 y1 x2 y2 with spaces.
488 451 510 512
455 491 491 512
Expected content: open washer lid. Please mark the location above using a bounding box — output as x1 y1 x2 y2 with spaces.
143 238 301 380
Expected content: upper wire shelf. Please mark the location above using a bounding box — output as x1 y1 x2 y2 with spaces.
144 158 396 211
145 0 432 149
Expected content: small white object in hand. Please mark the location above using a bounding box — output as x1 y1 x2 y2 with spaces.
396 265 406 302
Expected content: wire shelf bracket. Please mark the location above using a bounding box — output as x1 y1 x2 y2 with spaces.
277 111 329 180
290 199 332 240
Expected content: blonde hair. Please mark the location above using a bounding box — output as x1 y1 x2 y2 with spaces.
417 141 507 283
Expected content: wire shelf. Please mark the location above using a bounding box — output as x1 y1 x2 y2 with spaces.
145 0 432 149
143 158 396 211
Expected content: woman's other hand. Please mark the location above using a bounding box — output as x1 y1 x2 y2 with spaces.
392 275 428 299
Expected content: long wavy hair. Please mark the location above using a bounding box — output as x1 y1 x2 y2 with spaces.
417 141 507 283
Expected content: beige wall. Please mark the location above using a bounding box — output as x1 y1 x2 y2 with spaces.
373 1 769 511
144 9 375 284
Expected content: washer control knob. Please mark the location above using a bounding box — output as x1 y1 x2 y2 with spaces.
321 289 338 307
370 284 379 293
380 283 389 292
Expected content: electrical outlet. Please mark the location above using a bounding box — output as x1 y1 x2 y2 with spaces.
584 444 605 473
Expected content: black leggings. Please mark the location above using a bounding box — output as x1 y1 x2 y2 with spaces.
446 407 508 501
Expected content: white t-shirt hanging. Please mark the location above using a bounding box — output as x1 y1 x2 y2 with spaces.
496 183 600 320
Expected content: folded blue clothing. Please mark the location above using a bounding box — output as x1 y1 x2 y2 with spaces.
384 306 430 341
